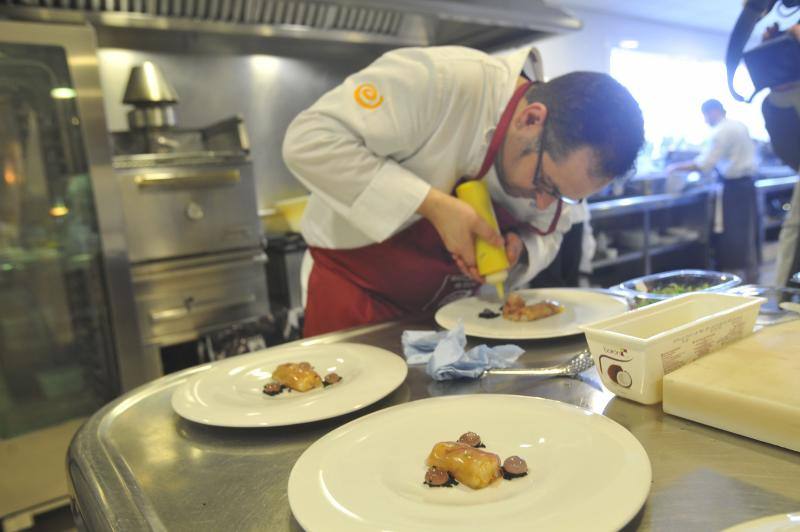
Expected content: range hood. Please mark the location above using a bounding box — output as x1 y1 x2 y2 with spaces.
0 0 581 50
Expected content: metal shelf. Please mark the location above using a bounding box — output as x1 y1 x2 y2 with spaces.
591 240 700 270
589 187 713 220
754 174 799 191
592 250 643 269
650 240 700 256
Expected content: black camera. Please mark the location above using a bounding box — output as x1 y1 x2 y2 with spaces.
745 31 800 92
726 0 800 101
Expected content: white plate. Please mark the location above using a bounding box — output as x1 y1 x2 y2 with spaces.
288 394 651 532
434 288 629 339
724 513 800 532
171 343 407 427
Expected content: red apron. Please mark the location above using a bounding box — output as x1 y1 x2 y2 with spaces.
304 81 562 336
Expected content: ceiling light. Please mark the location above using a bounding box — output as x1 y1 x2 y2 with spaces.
619 40 640 50
50 87 77 99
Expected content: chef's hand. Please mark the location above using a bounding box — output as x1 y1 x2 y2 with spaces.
451 231 524 282
505 231 525 267
665 161 697 175
417 188 503 283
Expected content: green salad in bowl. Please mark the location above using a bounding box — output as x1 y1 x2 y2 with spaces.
615 270 742 307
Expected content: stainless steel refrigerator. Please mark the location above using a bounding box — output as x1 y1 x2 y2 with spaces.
0 21 144 526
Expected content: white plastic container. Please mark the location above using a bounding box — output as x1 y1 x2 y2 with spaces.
580 293 764 405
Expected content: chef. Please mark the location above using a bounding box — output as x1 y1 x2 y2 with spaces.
283 46 644 336
667 99 759 283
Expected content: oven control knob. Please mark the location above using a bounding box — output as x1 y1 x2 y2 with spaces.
185 202 204 221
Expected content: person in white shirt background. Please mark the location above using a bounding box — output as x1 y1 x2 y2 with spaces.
667 99 760 283
283 46 644 336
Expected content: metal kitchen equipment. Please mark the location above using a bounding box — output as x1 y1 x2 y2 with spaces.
482 350 594 378
122 61 178 130
265 232 306 313
0 0 581 52
0 20 143 528
727 284 800 326
111 62 269 375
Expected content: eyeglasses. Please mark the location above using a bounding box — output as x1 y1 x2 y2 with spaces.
532 123 581 206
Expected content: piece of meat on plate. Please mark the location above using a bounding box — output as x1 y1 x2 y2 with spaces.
425 441 502 489
502 293 564 322
271 362 323 392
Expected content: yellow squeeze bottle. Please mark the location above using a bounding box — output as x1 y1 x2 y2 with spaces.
455 180 509 300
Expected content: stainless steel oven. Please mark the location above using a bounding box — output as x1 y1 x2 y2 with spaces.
115 158 261 262
110 62 269 375
132 249 268 346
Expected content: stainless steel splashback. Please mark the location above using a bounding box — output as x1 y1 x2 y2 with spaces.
96 47 375 208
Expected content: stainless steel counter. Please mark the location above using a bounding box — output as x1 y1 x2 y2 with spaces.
68 316 800 531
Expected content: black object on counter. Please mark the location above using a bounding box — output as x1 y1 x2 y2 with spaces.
265 233 307 312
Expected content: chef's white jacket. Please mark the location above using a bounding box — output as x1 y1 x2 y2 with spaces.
694 118 758 179
282 46 575 287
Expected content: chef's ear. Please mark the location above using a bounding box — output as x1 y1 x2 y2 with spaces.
517 102 548 128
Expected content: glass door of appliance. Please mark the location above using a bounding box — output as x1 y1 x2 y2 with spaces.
0 43 116 438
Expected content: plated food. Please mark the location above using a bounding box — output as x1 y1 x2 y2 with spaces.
171 343 407 427
478 292 565 322
288 394 652 532
424 431 528 489
263 361 341 396
436 288 629 339
501 293 564 322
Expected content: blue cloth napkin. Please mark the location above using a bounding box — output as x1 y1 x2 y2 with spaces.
401 322 524 381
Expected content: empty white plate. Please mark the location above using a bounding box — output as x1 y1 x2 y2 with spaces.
288 394 651 531
171 343 407 427
435 288 629 339
724 513 800 532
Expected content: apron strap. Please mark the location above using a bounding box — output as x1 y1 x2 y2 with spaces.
474 81 533 180
468 80 564 237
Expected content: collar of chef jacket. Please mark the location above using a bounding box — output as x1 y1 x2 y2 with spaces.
475 47 569 228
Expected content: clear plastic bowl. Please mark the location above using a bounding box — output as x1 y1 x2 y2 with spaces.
614 269 742 307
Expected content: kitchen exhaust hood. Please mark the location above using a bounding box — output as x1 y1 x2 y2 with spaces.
0 0 581 51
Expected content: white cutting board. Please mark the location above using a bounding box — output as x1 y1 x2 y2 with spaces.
662 320 800 453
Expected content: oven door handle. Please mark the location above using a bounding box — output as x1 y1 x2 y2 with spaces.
135 253 267 282
134 169 240 188
149 293 257 323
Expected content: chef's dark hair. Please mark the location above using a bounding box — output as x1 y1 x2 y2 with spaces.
701 99 725 115
525 72 644 179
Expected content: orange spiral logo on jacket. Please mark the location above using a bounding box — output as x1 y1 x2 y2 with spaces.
354 83 383 109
